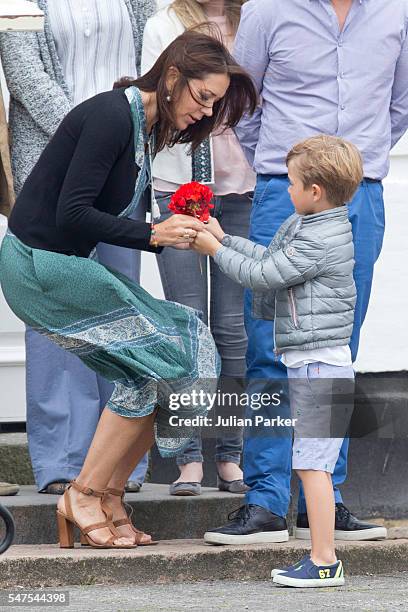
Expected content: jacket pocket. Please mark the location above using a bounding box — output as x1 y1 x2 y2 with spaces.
288 287 299 329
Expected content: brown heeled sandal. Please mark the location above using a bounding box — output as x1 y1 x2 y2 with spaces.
57 480 137 549
80 487 158 546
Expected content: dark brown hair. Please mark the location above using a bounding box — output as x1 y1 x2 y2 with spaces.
114 30 257 152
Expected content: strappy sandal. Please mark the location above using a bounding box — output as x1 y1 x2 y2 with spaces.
56 480 136 549
80 487 158 546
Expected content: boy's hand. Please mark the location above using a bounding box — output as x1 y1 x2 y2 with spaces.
204 217 225 242
191 230 222 257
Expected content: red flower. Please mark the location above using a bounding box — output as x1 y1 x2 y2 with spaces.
168 181 214 222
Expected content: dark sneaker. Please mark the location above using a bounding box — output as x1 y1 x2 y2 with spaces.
273 557 345 588
271 554 310 578
295 503 387 541
204 504 289 545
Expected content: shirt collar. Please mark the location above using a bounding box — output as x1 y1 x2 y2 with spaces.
309 0 366 3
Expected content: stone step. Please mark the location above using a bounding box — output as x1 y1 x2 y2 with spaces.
1 485 248 545
1 485 408 547
0 539 407 589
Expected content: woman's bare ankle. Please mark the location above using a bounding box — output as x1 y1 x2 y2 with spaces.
216 461 243 481
58 485 133 546
175 462 203 483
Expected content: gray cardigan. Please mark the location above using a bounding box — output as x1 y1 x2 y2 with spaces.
215 206 356 353
0 0 155 195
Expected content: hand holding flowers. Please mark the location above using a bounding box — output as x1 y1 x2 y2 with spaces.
190 229 223 258
166 181 225 257
202 216 225 242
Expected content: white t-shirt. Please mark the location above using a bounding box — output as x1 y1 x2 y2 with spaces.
281 345 352 369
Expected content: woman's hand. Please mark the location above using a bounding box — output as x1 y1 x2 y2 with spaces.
204 217 225 242
151 214 205 247
190 230 222 257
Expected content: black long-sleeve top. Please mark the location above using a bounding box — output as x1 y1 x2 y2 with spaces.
9 88 160 258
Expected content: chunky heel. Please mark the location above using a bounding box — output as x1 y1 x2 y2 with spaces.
57 511 74 548
56 480 136 549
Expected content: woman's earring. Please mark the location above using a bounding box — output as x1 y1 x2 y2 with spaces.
166 95 171 102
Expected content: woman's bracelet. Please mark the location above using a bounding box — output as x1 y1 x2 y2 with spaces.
150 223 159 248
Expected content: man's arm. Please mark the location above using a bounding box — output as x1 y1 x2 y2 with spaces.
233 1 269 167
390 20 408 148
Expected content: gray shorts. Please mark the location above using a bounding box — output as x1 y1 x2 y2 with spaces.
287 362 355 473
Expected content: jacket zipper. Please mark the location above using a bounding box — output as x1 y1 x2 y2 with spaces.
273 295 280 359
288 288 299 329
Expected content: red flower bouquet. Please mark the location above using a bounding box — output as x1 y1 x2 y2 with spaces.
168 181 214 222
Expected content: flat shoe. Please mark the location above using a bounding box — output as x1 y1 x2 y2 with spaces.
0 482 19 496
217 475 249 494
42 482 70 495
169 481 202 496
125 481 142 493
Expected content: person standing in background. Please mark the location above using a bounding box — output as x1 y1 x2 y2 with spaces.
206 0 408 545
0 83 18 498
0 83 14 219
0 0 156 498
142 0 255 496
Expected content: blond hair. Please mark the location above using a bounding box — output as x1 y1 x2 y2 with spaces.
286 135 364 207
171 1 246 36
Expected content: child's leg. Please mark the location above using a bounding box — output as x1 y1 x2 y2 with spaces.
296 469 336 566
288 362 349 564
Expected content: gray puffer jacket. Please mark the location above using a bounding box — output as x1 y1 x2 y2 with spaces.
214 206 356 354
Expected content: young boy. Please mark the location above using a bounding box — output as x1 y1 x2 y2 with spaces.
192 134 363 588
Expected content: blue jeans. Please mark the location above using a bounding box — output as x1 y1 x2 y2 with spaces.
244 176 385 517
155 191 252 465
26 204 149 490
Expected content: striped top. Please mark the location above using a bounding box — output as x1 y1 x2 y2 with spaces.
48 0 137 107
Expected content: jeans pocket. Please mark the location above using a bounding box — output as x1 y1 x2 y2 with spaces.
253 181 272 210
154 191 173 216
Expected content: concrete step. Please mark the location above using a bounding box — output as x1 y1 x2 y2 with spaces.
0 539 407 589
1 484 248 545
1 485 408 547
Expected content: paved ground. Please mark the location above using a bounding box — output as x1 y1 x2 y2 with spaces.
2 539 407 589
1 574 408 611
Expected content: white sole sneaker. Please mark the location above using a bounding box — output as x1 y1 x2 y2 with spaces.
271 568 285 578
294 526 387 541
273 574 345 588
204 529 289 546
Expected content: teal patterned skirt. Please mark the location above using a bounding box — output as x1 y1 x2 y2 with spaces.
0 234 220 457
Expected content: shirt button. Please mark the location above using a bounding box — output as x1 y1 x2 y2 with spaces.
340 104 346 110
338 40 343 47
